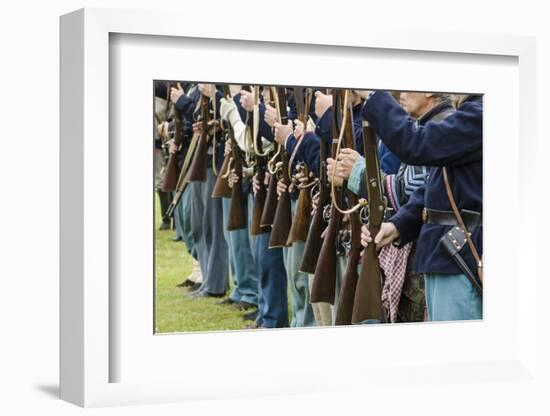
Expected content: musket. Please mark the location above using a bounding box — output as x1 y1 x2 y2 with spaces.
160 81 183 192
165 129 201 217
260 87 280 227
351 122 387 324
223 85 248 230
184 91 210 182
287 88 315 245
334 94 367 325
250 86 270 235
212 85 253 198
310 89 344 304
299 89 331 274
268 87 293 248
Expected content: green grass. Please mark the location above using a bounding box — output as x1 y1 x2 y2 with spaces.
154 195 250 333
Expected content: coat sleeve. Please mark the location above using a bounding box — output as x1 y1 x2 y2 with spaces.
175 95 195 142
285 132 321 177
314 107 333 145
362 92 482 167
220 98 247 151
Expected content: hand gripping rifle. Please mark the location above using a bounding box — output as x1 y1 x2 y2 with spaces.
223 85 248 230
287 88 316 245
334 94 368 325
268 87 293 248
160 81 182 192
260 87 282 227
310 89 344 304
250 86 271 235
184 92 210 182
351 122 387 324
299 89 331 274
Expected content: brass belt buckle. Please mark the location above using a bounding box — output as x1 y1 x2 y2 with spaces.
422 208 428 223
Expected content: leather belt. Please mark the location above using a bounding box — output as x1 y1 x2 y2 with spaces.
423 208 481 230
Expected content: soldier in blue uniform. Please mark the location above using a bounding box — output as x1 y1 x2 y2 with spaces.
281 90 391 325
217 85 259 310
240 86 289 328
184 83 229 298
328 91 455 322
359 91 482 321
157 81 203 287
267 89 317 328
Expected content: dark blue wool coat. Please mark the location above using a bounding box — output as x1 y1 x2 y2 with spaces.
362 92 482 275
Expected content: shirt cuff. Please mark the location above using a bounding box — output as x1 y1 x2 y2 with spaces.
347 159 366 194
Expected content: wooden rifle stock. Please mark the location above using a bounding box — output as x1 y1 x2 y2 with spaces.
227 154 247 230
269 87 292 248
222 85 248 230
310 197 340 303
251 154 269 235
261 172 279 226
250 85 269 234
212 85 243 198
260 88 280 227
286 168 311 244
310 89 343 304
268 164 291 246
211 155 233 198
351 123 386 324
299 136 330 273
185 94 210 182
287 88 312 244
335 100 363 325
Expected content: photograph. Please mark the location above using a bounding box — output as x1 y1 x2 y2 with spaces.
153 82 483 333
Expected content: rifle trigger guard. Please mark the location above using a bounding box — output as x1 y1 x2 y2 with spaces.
221 157 234 178
360 206 369 224
309 182 320 200
340 229 352 254
323 204 331 222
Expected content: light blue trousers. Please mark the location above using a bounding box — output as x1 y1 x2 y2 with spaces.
329 255 346 325
424 273 482 321
193 168 229 295
222 196 259 305
283 200 316 327
175 186 197 259
255 232 289 328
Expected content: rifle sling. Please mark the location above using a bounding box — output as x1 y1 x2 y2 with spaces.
442 167 483 283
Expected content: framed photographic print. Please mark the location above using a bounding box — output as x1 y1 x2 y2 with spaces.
60 7 538 408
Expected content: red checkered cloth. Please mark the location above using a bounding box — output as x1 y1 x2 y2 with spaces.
379 242 413 323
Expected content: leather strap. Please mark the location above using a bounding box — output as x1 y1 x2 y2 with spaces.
425 208 481 230
442 167 483 283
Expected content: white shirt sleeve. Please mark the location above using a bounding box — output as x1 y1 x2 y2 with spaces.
219 97 247 151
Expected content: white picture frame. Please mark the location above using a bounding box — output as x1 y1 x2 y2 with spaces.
60 7 539 408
